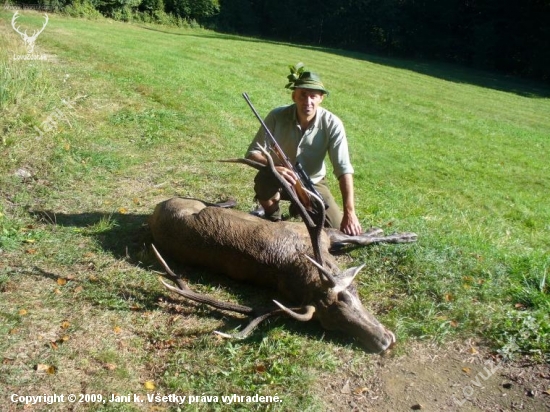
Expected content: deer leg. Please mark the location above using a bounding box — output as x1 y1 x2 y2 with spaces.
325 228 418 251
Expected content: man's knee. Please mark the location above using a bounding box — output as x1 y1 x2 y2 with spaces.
254 170 280 201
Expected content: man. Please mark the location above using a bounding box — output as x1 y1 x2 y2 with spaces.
246 67 363 236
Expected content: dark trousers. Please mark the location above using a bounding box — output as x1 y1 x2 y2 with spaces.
253 169 343 229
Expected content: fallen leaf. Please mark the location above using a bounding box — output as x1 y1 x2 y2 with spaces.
118 207 128 214
450 320 459 328
113 326 122 334
57 278 67 286
144 381 155 390
26 249 37 254
255 364 266 373
89 275 99 282
444 293 453 302
60 320 70 329
74 286 83 293
469 347 478 354
104 363 117 371
23 239 36 244
353 386 369 395
54 288 62 294
35 364 57 374
462 367 472 375
542 389 550 395
50 341 59 350
19 309 28 316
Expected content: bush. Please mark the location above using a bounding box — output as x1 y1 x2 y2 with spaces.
63 0 102 18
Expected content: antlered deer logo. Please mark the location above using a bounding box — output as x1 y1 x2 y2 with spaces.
11 11 49 54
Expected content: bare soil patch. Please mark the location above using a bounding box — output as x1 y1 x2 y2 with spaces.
318 341 550 411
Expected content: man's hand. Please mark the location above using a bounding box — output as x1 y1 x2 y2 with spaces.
275 166 298 186
340 210 363 235
247 152 298 186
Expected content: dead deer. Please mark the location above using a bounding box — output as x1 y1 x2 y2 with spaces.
149 148 416 353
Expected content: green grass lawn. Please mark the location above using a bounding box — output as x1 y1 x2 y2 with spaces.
1 10 549 410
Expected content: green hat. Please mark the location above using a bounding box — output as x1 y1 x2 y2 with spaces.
285 63 329 95
291 72 329 95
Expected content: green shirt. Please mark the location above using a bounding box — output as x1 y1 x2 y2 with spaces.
246 104 354 184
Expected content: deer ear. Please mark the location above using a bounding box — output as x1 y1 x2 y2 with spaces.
332 263 365 293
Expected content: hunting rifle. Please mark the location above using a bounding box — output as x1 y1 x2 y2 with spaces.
242 92 326 213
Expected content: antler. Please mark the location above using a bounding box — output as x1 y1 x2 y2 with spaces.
152 244 316 339
11 12 25 37
31 14 49 40
152 244 255 315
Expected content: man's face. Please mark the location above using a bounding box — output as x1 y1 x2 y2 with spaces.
292 88 325 120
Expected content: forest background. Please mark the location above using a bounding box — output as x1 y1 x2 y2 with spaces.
5 0 550 83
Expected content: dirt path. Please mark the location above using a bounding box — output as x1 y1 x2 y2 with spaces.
318 341 550 411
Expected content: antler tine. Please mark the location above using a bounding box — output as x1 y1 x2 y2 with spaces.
218 158 267 171
151 243 189 290
215 303 315 340
272 300 316 321
302 254 337 287
214 309 282 339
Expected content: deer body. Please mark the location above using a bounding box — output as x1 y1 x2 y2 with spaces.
150 198 332 299
149 197 397 353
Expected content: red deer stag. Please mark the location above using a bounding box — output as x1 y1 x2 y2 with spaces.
149 148 416 353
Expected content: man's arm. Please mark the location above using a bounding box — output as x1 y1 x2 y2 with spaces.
246 151 298 185
338 173 362 235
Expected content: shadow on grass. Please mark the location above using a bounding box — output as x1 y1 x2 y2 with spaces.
137 25 550 98
28 209 367 352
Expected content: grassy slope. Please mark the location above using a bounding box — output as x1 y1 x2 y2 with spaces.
1 11 549 410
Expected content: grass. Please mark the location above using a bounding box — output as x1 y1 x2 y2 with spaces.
1 9 549 410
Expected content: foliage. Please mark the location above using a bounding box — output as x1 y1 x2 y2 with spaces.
217 0 550 82
284 62 305 90
63 0 103 18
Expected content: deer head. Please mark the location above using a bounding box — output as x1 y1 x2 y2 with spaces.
11 11 49 54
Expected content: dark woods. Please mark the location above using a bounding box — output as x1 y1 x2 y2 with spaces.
13 0 550 82
217 0 550 83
